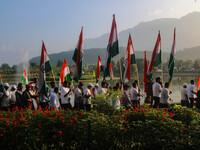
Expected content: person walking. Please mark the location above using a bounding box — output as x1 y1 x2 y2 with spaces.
22 84 33 109
181 83 188 107
10 85 17 110
60 81 72 110
121 84 132 109
0 83 11 111
160 82 172 108
83 83 94 111
74 81 84 109
187 80 196 108
130 82 140 108
93 83 99 95
152 77 162 108
50 87 60 110
15 83 24 109
99 81 107 95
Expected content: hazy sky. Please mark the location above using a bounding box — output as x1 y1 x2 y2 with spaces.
0 0 199 65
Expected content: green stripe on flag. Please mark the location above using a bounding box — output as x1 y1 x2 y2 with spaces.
110 41 119 57
131 54 136 64
154 51 162 67
65 74 72 82
21 76 27 85
72 48 78 62
45 60 52 73
39 81 48 97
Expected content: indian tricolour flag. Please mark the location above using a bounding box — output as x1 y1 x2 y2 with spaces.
60 59 71 86
21 69 28 85
104 14 119 80
168 28 176 83
122 33 136 83
72 27 83 83
147 31 161 81
96 56 102 83
39 41 52 96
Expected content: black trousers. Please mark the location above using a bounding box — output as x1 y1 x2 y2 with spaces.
85 104 91 111
189 98 194 108
61 103 72 110
153 96 160 108
40 102 49 109
131 100 140 108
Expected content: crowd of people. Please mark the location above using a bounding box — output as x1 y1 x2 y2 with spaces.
0 77 199 111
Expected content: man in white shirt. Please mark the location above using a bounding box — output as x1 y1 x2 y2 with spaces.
152 77 162 108
93 83 99 95
83 83 93 111
61 81 72 110
187 80 196 108
50 87 60 110
49 81 55 97
160 82 172 108
0 83 11 111
130 82 140 108
74 81 84 109
181 83 188 107
99 81 107 95
10 85 17 110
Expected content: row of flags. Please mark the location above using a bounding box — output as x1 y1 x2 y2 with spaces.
13 14 178 97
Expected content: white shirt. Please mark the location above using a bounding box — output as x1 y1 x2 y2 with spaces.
99 87 107 95
187 84 194 98
49 87 54 97
83 88 92 105
181 88 188 100
74 87 83 103
50 92 60 109
93 87 98 95
61 87 72 104
160 88 170 104
153 82 161 97
130 87 139 100
1 90 10 107
10 90 16 104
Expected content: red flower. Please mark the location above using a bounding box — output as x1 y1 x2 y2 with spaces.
58 131 62 136
0 134 3 136
181 127 184 130
38 125 42 129
70 119 73 124
126 121 129 124
124 128 127 132
61 117 65 120
195 127 197 130
74 117 78 121
169 112 174 118
80 112 84 116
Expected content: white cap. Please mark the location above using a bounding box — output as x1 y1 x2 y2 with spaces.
183 83 188 87
95 83 99 87
11 85 17 90
3 83 9 87
31 84 35 87
88 83 94 87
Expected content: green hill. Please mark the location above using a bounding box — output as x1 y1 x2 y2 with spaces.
30 45 200 66
30 47 170 66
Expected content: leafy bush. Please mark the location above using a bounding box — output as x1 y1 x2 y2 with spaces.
1 104 200 149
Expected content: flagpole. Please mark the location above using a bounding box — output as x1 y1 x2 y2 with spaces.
135 64 140 89
118 53 124 94
161 62 164 83
51 69 56 85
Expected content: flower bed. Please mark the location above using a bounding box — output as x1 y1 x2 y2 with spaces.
0 105 200 150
